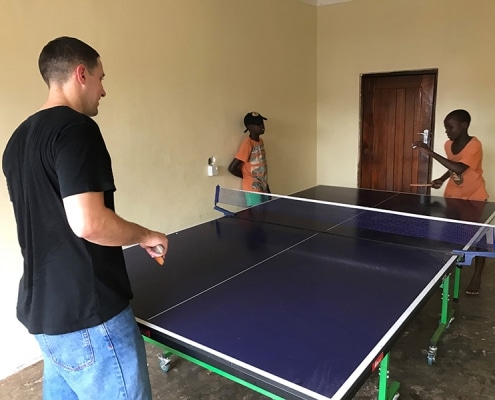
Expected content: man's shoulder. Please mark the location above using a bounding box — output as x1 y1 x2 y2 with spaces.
8 107 100 151
11 107 96 138
36 106 96 126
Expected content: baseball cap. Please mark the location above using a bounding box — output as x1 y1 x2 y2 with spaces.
243 111 267 132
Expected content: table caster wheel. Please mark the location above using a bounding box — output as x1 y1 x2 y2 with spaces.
157 353 171 372
427 345 437 366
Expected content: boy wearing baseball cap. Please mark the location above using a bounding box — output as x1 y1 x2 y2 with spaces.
228 112 270 203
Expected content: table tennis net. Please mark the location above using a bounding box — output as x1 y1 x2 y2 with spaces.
214 185 495 252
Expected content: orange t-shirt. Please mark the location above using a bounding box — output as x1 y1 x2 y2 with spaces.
443 137 488 201
234 137 268 192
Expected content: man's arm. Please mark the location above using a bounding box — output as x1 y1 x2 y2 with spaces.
228 158 243 178
63 192 168 258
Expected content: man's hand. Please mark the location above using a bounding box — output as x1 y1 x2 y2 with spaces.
140 234 169 265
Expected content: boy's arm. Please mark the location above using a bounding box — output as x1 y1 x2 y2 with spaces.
228 158 243 178
413 141 468 175
431 171 450 189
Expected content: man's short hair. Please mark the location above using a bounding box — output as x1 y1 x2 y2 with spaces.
445 109 471 125
38 36 100 85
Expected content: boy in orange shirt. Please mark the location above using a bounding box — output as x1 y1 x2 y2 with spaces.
413 109 488 295
228 112 270 205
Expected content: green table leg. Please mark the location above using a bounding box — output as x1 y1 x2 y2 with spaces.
453 265 461 302
427 273 455 365
378 353 400 400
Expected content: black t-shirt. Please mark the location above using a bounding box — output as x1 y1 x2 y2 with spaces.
2 106 132 334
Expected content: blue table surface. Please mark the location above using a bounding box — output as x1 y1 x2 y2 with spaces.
125 185 495 400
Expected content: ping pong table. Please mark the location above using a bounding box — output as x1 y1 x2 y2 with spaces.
124 185 495 400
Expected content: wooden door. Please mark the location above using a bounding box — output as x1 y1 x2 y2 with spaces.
359 71 437 194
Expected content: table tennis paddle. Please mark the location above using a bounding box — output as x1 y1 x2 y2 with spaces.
152 245 165 265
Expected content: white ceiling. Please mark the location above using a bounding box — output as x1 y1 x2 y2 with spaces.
297 0 353 6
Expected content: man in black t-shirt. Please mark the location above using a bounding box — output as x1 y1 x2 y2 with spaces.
2 36 168 400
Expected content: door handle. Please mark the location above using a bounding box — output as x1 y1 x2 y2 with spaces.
418 129 429 145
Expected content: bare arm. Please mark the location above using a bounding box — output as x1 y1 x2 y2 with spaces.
228 158 243 178
413 141 468 175
63 192 168 259
431 171 451 189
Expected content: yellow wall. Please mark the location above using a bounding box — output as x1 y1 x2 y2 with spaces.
317 0 495 196
0 0 317 379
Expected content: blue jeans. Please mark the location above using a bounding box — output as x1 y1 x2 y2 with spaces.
35 306 151 400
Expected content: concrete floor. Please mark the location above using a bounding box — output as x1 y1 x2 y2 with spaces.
2 261 495 400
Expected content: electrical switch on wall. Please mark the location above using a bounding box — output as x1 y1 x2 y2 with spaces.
207 156 218 176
